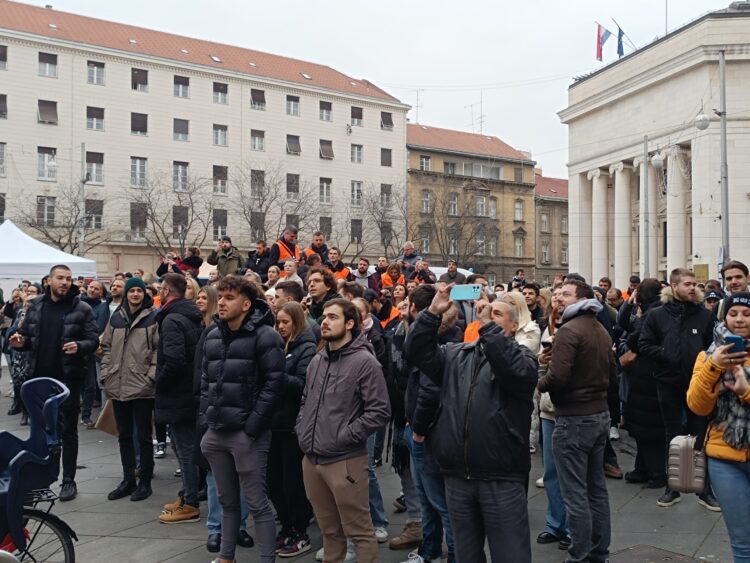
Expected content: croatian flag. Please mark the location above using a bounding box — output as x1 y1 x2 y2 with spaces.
596 23 612 61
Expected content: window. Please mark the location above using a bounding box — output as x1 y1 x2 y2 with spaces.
130 157 147 187
251 169 265 197
213 82 228 104
86 106 104 130
476 233 485 255
36 196 55 226
482 165 501 180
173 161 189 191
38 52 57 77
351 181 363 207
286 95 300 116
448 192 458 216
87 61 104 85
286 214 299 229
561 214 568 234
351 106 363 126
444 161 456 175
251 88 266 110
0 143 5 176
380 221 392 245
380 148 392 167
213 209 228 240
542 241 550 263
320 101 332 121
319 178 332 204
85 152 104 184
131 68 148 91
541 212 550 233
381 111 393 130
449 237 458 256
172 205 188 238
213 165 228 194
174 75 190 97
37 100 58 124
514 235 524 258
380 184 392 208
319 140 334 159
286 173 300 201
213 124 228 146
514 166 523 183
37 147 56 180
418 155 432 172
488 237 497 257
173 119 189 141
319 216 332 238
250 129 265 151
421 190 431 213
488 197 497 219
351 219 363 244
561 244 569 264
131 112 147 135
475 195 486 217
286 135 301 155
0 193 5 223
463 162 481 177
662 221 668 258
130 202 147 237
85 199 103 229
514 199 524 221
0 94 6 118
250 211 265 240
351 144 363 164
420 228 430 254
0 46 6 71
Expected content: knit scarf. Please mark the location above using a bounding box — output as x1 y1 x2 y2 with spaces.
707 323 750 449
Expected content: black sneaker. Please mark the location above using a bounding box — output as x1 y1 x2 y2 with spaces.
698 491 721 512
624 470 648 484
657 489 681 507
107 479 137 501
206 533 221 553
278 532 312 558
558 536 571 550
81 417 95 429
237 530 254 548
59 480 77 502
646 477 667 489
130 479 152 502
393 493 407 513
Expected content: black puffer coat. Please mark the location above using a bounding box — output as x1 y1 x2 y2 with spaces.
272 328 317 431
199 298 285 437
154 298 203 424
406 311 538 482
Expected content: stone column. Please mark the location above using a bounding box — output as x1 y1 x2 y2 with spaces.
647 164 659 277
666 146 689 273
571 172 593 281
588 169 609 281
634 156 648 278
610 162 633 290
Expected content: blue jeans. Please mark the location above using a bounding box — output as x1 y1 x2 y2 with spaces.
708 457 750 562
405 427 454 559
367 432 388 528
542 418 568 538
206 470 249 535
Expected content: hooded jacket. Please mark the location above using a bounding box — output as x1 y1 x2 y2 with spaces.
296 331 391 465
154 298 204 424
272 328 317 431
350 269 380 292
244 250 271 281
207 246 242 277
199 298 285 437
100 298 159 401
538 299 615 417
308 289 339 325
638 286 713 388
405 310 538 481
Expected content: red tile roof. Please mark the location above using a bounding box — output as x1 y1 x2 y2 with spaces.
0 0 401 103
535 172 569 200
406 123 532 162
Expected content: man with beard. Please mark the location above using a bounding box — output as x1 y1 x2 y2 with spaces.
108 278 125 317
437 260 466 285
270 226 302 271
244 240 271 282
304 231 330 265
12 264 99 501
351 258 379 292
208 236 243 277
714 260 749 321
296 298 390 563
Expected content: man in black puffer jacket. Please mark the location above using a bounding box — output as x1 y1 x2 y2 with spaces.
405 282 538 563
154 273 204 524
14 264 99 502
199 275 284 563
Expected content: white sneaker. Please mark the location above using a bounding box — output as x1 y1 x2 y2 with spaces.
344 550 356 563
609 427 620 441
374 526 389 543
315 546 355 562
529 444 537 453
535 476 544 488
315 547 324 561
400 552 426 563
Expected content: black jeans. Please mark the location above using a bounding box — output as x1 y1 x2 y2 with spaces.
112 398 155 480
59 378 82 482
155 422 167 444
268 430 312 533
171 420 199 507
80 359 100 419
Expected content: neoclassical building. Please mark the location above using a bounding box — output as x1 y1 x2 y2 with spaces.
559 2 750 287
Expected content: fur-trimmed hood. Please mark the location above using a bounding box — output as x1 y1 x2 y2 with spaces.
660 285 704 305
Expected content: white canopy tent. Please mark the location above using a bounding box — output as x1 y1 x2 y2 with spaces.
0 220 97 295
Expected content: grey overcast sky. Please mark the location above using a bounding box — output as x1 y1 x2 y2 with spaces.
50 0 729 177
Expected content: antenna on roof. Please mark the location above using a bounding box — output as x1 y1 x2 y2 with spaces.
414 89 423 124
465 92 486 134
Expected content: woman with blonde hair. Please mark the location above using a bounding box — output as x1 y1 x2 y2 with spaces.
184 277 201 302
196 286 218 328
503 290 542 353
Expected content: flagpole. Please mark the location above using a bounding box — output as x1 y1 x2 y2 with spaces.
612 18 638 50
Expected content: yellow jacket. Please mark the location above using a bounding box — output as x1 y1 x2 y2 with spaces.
687 351 750 462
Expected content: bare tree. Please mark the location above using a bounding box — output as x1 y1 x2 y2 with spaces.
14 182 112 255
362 181 413 260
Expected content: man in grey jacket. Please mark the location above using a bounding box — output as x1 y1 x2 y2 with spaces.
296 298 390 563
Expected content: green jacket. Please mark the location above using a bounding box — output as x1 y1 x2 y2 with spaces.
207 247 242 277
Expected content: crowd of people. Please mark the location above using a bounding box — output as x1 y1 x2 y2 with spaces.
0 225 749 563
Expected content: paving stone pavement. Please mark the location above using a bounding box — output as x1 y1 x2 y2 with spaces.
0 376 734 562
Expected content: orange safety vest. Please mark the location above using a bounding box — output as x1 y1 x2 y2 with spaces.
380 306 400 330
463 320 480 343
329 263 351 281
381 273 404 288
276 239 301 263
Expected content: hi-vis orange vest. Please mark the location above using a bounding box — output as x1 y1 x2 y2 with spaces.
381 272 404 288
464 320 481 343
276 240 301 262
329 263 351 281
380 306 400 330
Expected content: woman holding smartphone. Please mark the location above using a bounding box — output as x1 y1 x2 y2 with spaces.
688 292 750 561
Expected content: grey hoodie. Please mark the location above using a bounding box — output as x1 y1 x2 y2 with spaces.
295 331 391 465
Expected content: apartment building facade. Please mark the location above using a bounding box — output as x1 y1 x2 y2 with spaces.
405 124 536 288
0 0 409 275
534 171 569 286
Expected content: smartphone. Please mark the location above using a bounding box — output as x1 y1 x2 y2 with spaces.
450 284 482 301
726 335 745 353
541 341 552 350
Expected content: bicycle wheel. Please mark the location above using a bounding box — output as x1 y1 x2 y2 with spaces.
12 508 75 563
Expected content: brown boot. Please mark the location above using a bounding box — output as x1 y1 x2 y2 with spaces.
388 521 422 550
